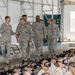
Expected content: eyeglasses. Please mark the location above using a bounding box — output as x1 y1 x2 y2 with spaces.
73 66 75 68
53 58 57 60
57 61 62 63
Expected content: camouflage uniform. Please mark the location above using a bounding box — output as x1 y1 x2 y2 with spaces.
32 21 47 56
25 22 32 58
47 24 60 54
0 23 14 58
16 23 34 59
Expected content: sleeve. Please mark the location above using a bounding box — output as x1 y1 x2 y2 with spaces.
42 22 47 38
57 25 60 38
0 24 5 34
10 25 15 35
47 25 51 38
27 25 34 38
16 24 20 40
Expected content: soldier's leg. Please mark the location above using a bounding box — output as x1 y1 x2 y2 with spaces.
5 41 11 64
6 41 11 59
55 38 57 50
19 41 24 58
1 41 6 57
34 42 37 54
26 41 30 58
53 38 57 53
48 38 53 54
22 41 28 59
35 40 43 56
51 38 56 54
38 40 43 55
33 39 38 55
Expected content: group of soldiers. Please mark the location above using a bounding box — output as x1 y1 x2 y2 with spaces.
0 15 60 64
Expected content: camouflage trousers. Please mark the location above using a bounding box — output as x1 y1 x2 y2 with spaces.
48 38 57 54
26 41 31 58
19 40 28 59
33 38 43 56
1 40 11 59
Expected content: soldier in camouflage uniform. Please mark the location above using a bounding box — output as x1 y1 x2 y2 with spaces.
0 16 15 64
32 15 47 56
47 19 60 54
16 18 34 60
16 15 32 58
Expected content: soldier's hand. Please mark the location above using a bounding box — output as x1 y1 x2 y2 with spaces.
29 38 32 42
17 39 19 43
51 38 54 41
43 38 47 43
58 36 60 39
4 27 7 31
16 31 19 35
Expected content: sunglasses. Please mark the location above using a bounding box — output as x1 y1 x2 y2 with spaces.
57 61 62 63
53 58 57 60
73 66 75 68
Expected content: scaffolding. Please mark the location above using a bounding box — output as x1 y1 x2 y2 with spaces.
0 0 8 23
60 0 64 41
0 0 58 22
20 0 34 22
41 0 54 19
0 0 63 40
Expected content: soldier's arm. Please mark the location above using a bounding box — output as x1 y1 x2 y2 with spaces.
47 25 49 37
31 23 34 31
31 23 35 37
47 24 53 38
0 24 5 33
42 22 47 38
10 25 15 35
27 25 34 38
15 24 20 41
57 25 60 38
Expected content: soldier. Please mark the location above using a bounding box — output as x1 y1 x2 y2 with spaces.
0 16 15 64
20 15 31 25
47 19 60 54
32 15 47 56
16 15 32 58
16 18 34 60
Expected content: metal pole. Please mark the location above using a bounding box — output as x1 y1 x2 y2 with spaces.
0 16 4 22
10 0 57 6
33 0 34 21
6 0 8 16
20 1 22 16
27 0 33 9
2 0 7 7
60 0 64 41
46 0 52 10
43 11 48 20
58 0 60 14
41 0 43 19
52 0 54 19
